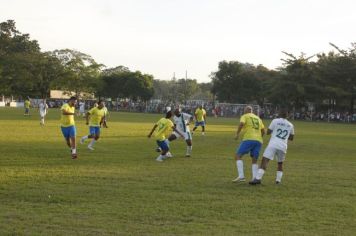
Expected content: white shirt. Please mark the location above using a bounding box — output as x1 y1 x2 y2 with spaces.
268 118 295 151
39 103 48 113
173 112 192 133
79 102 85 112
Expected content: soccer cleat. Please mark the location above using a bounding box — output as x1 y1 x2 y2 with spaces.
185 153 191 157
87 145 95 151
156 156 164 162
71 153 78 159
232 177 246 183
249 179 261 185
166 152 173 158
276 181 281 184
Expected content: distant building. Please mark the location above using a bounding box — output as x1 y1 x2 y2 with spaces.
50 90 95 99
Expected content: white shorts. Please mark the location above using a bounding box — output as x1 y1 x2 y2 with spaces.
263 145 286 162
173 131 192 141
40 112 47 117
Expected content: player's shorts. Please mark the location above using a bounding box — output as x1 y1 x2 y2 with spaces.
156 139 169 151
236 140 262 159
173 131 192 140
61 126 76 139
89 126 100 136
263 145 286 162
25 108 29 113
195 121 205 127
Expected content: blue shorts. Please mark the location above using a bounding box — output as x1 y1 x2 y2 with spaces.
89 126 100 136
156 140 169 152
195 121 205 127
236 140 262 159
61 126 76 139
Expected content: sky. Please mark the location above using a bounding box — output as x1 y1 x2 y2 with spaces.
1 0 356 82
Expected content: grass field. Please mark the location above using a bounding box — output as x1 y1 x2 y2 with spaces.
0 107 355 235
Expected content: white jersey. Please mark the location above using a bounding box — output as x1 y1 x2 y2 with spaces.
173 112 192 133
267 118 294 152
79 102 85 112
39 103 48 115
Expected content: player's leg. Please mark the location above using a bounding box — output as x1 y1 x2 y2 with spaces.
88 127 100 150
81 126 95 144
249 141 262 180
40 115 44 126
185 133 192 157
275 150 286 184
69 126 77 158
201 121 205 135
192 121 198 132
61 127 71 148
233 141 250 182
250 146 275 185
156 140 169 162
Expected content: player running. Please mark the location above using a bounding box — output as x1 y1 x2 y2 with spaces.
80 100 106 150
233 106 265 182
148 107 184 162
24 97 31 116
60 96 78 159
249 109 295 185
168 107 194 157
39 99 48 126
192 105 207 135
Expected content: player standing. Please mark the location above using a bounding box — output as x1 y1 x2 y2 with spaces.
233 106 265 182
192 105 207 135
60 96 78 159
148 108 184 162
80 100 106 150
249 109 295 185
78 101 86 117
39 99 48 126
24 97 31 116
168 108 194 157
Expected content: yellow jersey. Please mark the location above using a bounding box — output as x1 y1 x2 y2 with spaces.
155 118 174 141
195 108 206 122
24 100 30 108
88 107 105 126
60 103 75 127
240 113 264 143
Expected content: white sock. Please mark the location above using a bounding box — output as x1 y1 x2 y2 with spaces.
276 171 283 182
71 148 77 154
236 160 244 179
82 135 89 140
252 164 258 179
256 169 265 180
40 118 44 125
89 139 96 147
186 146 192 154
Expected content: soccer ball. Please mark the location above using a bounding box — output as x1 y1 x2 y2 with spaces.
156 147 162 152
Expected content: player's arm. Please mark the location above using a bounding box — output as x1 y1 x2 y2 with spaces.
85 112 91 125
62 108 75 116
203 112 207 123
288 134 294 141
235 122 245 140
261 127 265 137
148 124 158 138
267 129 273 135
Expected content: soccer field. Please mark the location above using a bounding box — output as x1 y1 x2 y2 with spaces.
0 108 355 235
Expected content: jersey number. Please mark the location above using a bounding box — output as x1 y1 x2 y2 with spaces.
250 118 260 130
276 129 289 140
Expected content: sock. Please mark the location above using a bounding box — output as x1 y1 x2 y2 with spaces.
252 164 258 179
186 146 192 154
82 135 89 140
256 169 265 180
276 171 283 182
89 139 96 147
71 148 77 154
202 132 205 135
41 118 44 125
236 160 244 179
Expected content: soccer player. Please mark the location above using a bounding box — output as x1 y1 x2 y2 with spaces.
80 100 106 150
249 109 295 185
39 99 49 126
60 96 78 159
192 105 207 135
168 108 194 157
233 106 265 182
100 105 109 128
148 108 184 162
78 101 86 117
24 97 31 116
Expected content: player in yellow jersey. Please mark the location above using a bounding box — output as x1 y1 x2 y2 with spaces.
148 107 184 162
24 97 31 116
60 96 78 159
80 100 106 150
192 105 207 135
232 106 265 182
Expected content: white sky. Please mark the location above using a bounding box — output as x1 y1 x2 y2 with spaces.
1 0 356 82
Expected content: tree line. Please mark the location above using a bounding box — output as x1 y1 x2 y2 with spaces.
1 20 356 113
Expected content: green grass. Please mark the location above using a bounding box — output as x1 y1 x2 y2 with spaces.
0 107 355 235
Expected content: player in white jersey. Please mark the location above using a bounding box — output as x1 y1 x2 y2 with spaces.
168 108 194 157
39 99 49 126
249 109 295 185
78 101 86 117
